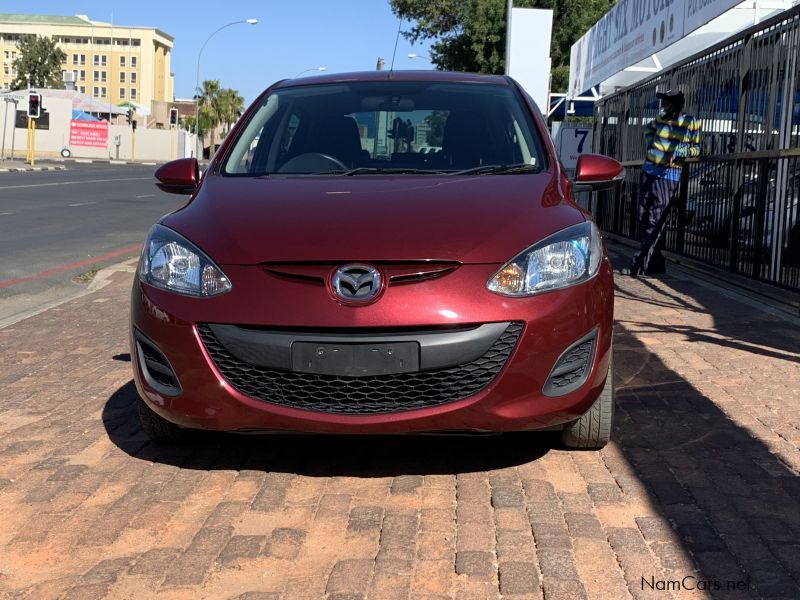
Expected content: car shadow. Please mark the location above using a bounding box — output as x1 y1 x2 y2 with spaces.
102 380 552 477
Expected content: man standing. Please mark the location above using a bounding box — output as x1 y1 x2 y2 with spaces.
627 89 701 277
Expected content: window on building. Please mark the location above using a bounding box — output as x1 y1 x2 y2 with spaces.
79 86 85 93
119 72 125 83
72 70 78 80
101 55 107 66
132 39 141 46
130 88 137 100
93 71 99 82
120 56 125 67
93 55 99 66
93 86 99 96
101 87 106 97
11 52 16 59
131 56 137 68
130 72 137 83
61 54 67 64
63 38 71 44
80 70 85 81
102 72 107 82
80 54 86 65
4 51 9 59
119 88 125 99
72 53 78 64
3 67 8 76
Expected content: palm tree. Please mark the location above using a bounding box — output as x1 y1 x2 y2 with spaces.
195 79 223 149
218 88 245 133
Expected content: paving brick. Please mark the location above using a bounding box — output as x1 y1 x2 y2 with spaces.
391 475 423 495
162 526 233 587
455 550 495 579
217 535 265 566
251 472 294 512
326 559 374 595
129 548 181 578
499 562 539 595
348 506 384 534
378 513 419 561
263 528 306 559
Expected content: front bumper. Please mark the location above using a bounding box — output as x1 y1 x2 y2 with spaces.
130 260 614 434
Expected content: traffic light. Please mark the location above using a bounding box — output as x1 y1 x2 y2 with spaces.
126 108 132 126
169 107 179 127
131 119 137 131
27 92 41 119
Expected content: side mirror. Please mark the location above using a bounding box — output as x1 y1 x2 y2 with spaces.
572 154 625 193
154 158 199 195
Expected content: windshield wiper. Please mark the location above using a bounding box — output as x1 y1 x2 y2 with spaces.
448 163 539 176
323 167 447 176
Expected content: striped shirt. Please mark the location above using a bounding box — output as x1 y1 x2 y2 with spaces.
643 113 702 181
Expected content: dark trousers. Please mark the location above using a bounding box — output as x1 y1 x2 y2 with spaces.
631 171 679 273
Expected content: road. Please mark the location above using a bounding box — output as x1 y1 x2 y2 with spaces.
0 163 186 326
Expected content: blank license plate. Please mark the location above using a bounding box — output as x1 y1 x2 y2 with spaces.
292 342 419 377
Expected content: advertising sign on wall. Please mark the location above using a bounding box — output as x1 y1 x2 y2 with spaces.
69 120 108 148
569 0 743 97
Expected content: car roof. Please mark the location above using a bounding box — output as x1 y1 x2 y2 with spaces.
274 70 512 90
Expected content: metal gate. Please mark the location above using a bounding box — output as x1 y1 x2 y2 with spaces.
592 6 800 292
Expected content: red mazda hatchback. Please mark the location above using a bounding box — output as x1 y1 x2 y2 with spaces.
131 71 623 448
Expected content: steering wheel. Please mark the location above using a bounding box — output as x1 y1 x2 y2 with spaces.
278 152 349 173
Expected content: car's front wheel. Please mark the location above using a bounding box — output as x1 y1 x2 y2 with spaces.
137 395 191 445
561 357 614 449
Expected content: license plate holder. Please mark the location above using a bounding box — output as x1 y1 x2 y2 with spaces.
292 342 420 377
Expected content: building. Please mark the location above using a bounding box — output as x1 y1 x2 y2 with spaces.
0 13 173 110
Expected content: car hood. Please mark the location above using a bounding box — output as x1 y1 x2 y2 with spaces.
162 173 585 265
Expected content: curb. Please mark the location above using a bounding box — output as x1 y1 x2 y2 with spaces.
0 165 66 172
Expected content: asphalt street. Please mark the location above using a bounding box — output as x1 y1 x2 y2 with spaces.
0 163 186 326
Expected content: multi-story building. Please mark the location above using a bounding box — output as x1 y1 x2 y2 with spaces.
0 13 173 110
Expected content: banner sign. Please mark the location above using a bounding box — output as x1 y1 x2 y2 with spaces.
569 0 742 96
69 120 108 148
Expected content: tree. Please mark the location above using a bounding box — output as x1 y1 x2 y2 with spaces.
194 80 245 148
218 88 245 133
12 34 66 90
389 0 614 93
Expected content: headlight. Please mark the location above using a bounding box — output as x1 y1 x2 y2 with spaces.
487 221 603 296
139 224 231 297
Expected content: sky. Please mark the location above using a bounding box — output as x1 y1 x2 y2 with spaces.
1 0 435 104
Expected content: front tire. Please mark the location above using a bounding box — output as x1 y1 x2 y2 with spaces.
137 395 191 445
561 357 614 449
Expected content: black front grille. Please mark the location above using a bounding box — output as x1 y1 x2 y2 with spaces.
543 330 596 396
197 322 523 415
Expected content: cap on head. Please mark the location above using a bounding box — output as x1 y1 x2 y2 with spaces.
657 89 685 109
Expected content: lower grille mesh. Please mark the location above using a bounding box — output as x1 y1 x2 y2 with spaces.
197 322 522 415
543 332 596 396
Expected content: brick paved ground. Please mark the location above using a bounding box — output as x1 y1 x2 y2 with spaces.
0 253 798 599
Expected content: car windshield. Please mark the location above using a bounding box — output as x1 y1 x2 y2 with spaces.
221 80 546 176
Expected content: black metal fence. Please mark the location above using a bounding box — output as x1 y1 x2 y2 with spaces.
591 6 800 292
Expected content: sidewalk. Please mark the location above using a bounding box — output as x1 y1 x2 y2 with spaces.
0 159 66 172
0 256 798 599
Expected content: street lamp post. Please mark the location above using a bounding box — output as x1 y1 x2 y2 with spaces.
407 53 432 61
194 18 257 158
293 66 326 78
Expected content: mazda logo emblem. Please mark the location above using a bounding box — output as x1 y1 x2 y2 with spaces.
332 264 382 302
